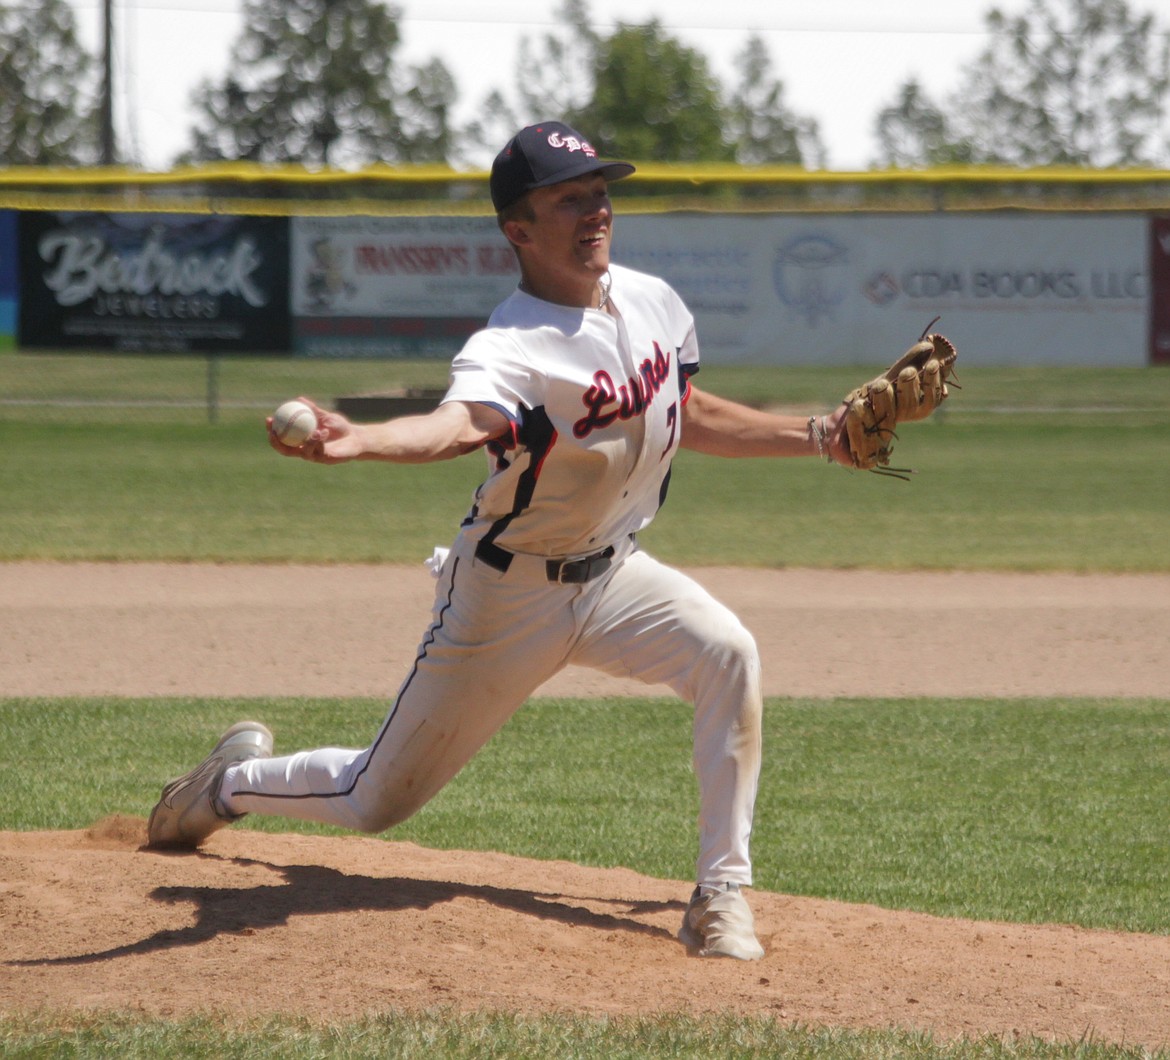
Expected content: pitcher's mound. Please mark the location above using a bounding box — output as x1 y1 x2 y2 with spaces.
2 817 1168 1047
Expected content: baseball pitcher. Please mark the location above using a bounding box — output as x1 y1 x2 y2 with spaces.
148 122 956 961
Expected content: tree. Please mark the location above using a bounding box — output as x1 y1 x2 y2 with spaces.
873 79 975 168
398 58 457 162
724 35 825 166
183 0 456 166
952 0 1169 166
459 0 596 166
458 90 519 167
515 0 598 124
0 0 98 165
482 5 730 162
477 3 822 166
458 90 519 168
579 20 733 162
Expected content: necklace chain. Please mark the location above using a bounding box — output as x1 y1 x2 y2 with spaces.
517 274 610 309
597 273 611 310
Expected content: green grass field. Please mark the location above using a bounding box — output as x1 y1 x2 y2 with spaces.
2 695 1167 1058
5 1010 1154 1059
2 355 1168 1057
2 358 1168 570
3 695 1167 934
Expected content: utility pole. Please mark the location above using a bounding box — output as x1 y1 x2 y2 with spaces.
100 0 116 163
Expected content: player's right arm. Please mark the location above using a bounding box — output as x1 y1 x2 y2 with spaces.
269 397 510 465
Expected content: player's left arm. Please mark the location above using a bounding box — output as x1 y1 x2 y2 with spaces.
679 385 851 465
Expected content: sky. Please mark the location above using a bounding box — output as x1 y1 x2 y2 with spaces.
66 0 1039 170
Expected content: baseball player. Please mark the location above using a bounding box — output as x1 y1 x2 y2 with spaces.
148 121 854 961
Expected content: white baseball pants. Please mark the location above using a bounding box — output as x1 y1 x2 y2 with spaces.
224 532 763 886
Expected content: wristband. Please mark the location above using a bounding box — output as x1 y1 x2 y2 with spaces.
808 415 832 463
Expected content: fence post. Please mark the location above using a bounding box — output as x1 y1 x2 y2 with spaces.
206 356 220 424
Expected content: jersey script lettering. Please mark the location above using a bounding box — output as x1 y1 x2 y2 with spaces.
573 342 674 439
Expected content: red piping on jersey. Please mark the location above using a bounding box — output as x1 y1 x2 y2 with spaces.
532 428 559 479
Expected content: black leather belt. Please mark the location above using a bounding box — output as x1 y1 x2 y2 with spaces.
545 546 616 584
475 540 617 584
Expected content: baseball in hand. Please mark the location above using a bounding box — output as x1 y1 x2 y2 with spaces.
272 400 318 447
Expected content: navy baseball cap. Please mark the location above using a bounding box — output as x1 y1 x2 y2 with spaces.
490 122 636 212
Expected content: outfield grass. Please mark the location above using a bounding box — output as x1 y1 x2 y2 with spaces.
3 353 1167 422
2 363 1168 569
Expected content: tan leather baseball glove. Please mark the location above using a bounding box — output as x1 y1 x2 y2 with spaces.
843 330 959 478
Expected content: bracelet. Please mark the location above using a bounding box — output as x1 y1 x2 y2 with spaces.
808 415 832 463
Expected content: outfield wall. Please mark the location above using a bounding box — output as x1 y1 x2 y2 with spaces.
5 208 1169 365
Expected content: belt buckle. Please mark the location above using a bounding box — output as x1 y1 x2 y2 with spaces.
550 546 614 584
556 558 586 584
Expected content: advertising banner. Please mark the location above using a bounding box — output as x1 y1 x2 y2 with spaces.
0 211 15 349
615 213 1149 366
291 216 518 356
288 211 1149 366
1149 217 1170 365
18 213 290 353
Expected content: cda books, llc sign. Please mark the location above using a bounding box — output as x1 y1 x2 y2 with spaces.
18 213 291 353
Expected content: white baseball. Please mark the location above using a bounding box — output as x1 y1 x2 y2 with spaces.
272 400 318 447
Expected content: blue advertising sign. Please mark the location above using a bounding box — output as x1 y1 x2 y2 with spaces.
18 212 290 353
0 210 16 347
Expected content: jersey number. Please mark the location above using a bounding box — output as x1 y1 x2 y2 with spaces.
660 402 678 460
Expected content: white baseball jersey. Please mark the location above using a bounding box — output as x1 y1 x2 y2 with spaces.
225 260 762 895
443 262 700 558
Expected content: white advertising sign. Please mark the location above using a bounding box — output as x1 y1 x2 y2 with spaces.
616 214 1148 366
291 213 1148 365
291 215 517 355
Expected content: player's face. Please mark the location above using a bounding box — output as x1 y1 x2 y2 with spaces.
510 174 614 306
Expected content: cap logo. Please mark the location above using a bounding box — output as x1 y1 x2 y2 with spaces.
547 131 597 158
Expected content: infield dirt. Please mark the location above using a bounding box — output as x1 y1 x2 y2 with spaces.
2 563 1168 1046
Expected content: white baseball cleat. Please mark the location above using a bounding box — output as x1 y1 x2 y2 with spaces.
147 721 273 849
678 882 765 960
